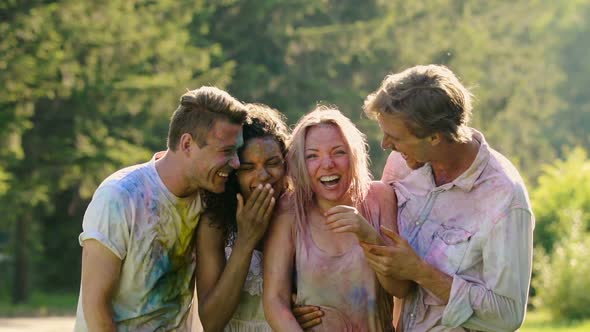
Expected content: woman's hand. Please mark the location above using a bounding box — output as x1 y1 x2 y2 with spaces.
235 183 275 249
324 205 381 244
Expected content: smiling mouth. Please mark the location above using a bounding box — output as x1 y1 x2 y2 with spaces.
319 175 341 187
217 171 229 178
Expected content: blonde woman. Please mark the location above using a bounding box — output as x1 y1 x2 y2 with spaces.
263 106 411 331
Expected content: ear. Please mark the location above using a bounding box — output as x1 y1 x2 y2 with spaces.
428 132 443 146
179 133 194 154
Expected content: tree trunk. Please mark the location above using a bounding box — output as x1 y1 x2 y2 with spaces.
12 212 29 304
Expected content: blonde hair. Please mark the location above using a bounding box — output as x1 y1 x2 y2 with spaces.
364 64 473 143
288 105 372 230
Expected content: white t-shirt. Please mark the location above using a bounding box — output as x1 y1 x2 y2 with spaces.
75 152 203 331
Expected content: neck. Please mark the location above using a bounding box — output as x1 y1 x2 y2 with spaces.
155 150 193 197
429 139 480 186
315 195 353 215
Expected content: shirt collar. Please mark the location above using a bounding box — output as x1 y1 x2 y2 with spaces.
446 128 490 192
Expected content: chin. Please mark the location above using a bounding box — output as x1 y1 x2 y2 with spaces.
204 183 226 194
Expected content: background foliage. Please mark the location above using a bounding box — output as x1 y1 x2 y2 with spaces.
1 0 589 321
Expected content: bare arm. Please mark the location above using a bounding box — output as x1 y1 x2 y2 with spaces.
197 185 274 332
81 239 121 332
195 214 258 332
263 211 303 332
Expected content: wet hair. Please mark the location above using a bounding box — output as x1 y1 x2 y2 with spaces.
288 105 372 233
203 103 290 245
167 86 248 150
364 64 473 143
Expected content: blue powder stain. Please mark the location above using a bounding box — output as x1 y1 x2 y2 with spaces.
350 286 368 307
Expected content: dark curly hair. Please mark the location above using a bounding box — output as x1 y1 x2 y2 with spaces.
202 103 290 245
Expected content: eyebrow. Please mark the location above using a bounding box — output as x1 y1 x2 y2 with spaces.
305 145 345 152
241 155 282 164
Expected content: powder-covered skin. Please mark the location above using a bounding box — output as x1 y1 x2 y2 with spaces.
294 182 395 332
75 152 203 331
382 130 534 332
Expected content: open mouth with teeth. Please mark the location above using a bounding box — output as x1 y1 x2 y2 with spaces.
217 171 229 178
319 175 341 188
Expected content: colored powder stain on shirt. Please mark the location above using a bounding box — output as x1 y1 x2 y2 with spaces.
349 286 369 307
383 130 533 332
293 182 395 331
75 154 203 331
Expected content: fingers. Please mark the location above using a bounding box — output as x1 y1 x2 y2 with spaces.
293 306 323 330
241 184 274 219
324 204 354 215
236 193 244 215
256 185 274 221
300 316 323 330
324 211 355 225
293 305 320 317
365 255 389 275
327 225 356 234
380 225 404 245
244 184 263 210
249 184 272 215
363 243 395 257
260 196 276 226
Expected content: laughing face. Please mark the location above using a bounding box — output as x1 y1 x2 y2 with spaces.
304 124 352 207
236 136 286 201
188 119 243 194
377 112 432 165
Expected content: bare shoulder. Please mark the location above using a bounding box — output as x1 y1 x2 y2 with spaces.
274 192 295 219
196 212 225 246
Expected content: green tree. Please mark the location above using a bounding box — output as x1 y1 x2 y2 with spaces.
0 0 233 302
204 0 581 179
533 211 590 320
531 147 590 253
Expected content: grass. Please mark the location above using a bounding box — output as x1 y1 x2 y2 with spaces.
0 292 77 317
521 310 590 332
2 292 590 331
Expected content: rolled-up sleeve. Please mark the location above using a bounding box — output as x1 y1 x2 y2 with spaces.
442 207 534 331
79 185 131 260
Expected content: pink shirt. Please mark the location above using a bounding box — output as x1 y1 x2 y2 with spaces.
382 130 534 332
294 182 395 332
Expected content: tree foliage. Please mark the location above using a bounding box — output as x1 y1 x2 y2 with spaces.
531 148 590 252
533 212 590 320
0 0 589 304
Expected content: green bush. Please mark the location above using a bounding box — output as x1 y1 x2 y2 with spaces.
533 210 590 321
532 147 590 252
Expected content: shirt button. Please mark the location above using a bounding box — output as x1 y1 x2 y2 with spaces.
410 313 415 318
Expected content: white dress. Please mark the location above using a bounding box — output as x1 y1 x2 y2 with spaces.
223 244 272 332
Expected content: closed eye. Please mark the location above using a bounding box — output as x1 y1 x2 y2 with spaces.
266 158 284 167
238 164 254 171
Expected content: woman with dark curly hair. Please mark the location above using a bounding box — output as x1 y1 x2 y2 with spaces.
195 104 322 332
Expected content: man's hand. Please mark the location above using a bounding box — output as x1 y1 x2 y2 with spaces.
360 225 424 280
235 184 275 248
324 205 379 243
291 294 323 330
